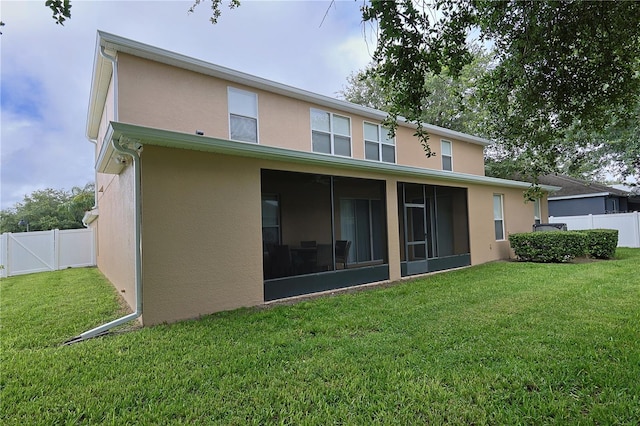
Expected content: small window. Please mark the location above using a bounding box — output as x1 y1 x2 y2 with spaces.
364 122 395 163
311 109 351 156
605 197 619 213
493 194 505 240
441 140 452 171
228 87 258 143
533 198 541 224
261 194 280 249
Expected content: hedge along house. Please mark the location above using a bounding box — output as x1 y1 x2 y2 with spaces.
82 31 557 333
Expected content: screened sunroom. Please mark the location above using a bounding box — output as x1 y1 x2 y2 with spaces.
261 169 389 301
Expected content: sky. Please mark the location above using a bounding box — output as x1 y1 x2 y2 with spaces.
0 0 377 210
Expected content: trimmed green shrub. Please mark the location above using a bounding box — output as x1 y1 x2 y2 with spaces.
579 229 618 259
509 231 586 263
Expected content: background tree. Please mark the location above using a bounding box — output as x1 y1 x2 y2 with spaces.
340 46 492 137
0 183 94 233
361 0 640 188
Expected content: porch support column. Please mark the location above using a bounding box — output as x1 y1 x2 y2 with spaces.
385 178 401 281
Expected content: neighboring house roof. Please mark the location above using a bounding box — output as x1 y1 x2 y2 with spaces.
87 31 493 148
538 174 633 200
611 183 640 196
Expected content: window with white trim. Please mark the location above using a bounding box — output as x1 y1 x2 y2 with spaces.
364 122 395 163
441 140 452 171
228 87 258 143
311 109 351 156
533 198 541 224
493 194 505 240
261 194 280 249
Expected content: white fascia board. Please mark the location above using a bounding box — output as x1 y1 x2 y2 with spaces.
95 31 493 147
549 192 612 201
103 122 557 192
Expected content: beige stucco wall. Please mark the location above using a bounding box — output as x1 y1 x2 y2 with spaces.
96 78 115 157
395 130 485 175
139 146 264 325
116 53 486 176
94 166 137 310
466 185 545 263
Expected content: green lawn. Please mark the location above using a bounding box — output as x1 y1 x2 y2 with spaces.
2 250 640 425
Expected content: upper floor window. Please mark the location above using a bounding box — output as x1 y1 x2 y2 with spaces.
364 122 395 163
228 87 258 143
311 109 351 157
493 194 505 240
441 140 452 171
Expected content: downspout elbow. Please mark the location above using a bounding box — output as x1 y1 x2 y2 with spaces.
66 136 143 344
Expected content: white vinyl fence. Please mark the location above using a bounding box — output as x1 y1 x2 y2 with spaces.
0 228 95 278
549 211 640 248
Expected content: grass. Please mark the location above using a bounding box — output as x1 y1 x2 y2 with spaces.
2 249 640 425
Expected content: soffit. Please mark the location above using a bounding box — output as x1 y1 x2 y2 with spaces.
100 122 558 193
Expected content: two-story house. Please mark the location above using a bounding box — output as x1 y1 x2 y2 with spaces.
82 31 556 331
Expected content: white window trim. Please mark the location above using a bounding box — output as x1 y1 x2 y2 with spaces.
228 86 259 143
494 194 505 241
441 139 453 171
310 108 352 157
261 193 280 247
363 121 396 163
534 198 541 224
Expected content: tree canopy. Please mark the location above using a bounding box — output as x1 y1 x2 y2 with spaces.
340 46 492 137
361 0 640 183
0 184 94 233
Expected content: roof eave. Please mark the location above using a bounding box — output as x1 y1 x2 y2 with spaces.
100 122 555 192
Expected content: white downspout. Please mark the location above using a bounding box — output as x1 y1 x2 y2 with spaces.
67 47 144 344
67 137 143 344
83 137 98 226
100 45 119 122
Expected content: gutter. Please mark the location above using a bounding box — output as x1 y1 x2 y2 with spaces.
66 48 144 344
549 192 613 201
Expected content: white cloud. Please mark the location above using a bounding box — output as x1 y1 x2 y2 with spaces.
0 0 370 209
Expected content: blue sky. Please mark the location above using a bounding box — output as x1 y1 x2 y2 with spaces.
0 0 375 209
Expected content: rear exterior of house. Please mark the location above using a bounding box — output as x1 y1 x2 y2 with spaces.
85 32 554 326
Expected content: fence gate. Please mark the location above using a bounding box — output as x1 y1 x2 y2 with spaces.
0 229 95 278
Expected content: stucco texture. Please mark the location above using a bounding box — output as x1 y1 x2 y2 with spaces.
116 53 486 176
94 166 137 310
139 146 264 325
